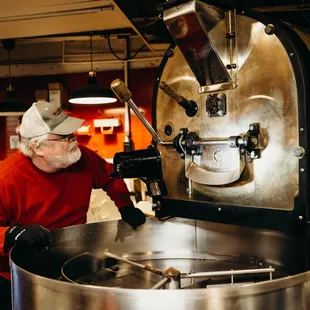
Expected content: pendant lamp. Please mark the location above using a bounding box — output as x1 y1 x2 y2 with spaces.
0 39 28 115
69 35 117 104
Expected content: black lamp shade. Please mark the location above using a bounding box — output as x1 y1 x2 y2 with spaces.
69 72 117 104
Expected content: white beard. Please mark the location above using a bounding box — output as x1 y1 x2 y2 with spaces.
46 143 82 169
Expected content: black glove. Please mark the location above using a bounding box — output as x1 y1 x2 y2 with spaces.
4 224 52 253
119 206 146 230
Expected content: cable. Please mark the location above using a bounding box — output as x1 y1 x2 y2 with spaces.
155 209 175 221
90 34 93 71
8 49 11 85
2 39 15 86
157 215 175 221
132 16 161 29
106 33 146 61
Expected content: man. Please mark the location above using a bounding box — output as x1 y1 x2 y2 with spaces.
0 101 146 309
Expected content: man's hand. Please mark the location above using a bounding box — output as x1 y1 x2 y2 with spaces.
4 224 52 253
119 206 146 230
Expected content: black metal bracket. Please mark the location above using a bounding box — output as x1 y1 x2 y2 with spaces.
241 123 261 162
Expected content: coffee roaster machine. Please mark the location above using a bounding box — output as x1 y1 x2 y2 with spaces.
10 1 310 309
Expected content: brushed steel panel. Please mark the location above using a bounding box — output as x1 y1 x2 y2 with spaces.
156 15 300 210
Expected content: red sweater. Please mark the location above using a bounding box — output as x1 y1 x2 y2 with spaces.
0 144 133 279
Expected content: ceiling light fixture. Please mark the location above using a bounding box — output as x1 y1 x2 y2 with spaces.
69 34 117 105
0 39 28 115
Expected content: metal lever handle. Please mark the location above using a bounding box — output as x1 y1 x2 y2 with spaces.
159 81 197 117
110 78 133 102
110 79 172 145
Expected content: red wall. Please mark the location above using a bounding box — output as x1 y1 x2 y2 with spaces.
0 68 158 160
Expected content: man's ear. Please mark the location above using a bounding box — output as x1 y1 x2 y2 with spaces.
31 143 44 157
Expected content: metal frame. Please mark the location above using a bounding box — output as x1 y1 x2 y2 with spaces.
152 11 310 238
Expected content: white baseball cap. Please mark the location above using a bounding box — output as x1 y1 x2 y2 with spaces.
20 101 84 138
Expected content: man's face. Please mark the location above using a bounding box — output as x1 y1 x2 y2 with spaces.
40 133 81 169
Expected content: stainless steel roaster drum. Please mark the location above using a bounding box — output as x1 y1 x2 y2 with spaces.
10 218 310 310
